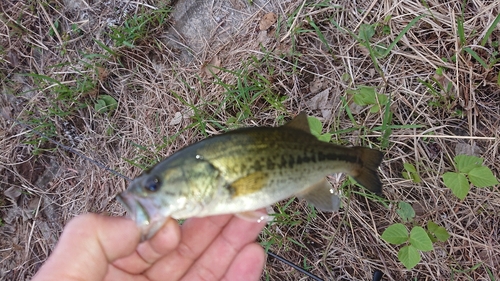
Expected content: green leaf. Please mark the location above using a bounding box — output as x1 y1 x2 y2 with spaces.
455 155 483 173
468 166 499 187
433 226 450 242
359 24 375 43
373 44 387 57
427 221 439 233
307 116 332 143
307 116 323 134
376 93 388 104
427 230 438 242
352 93 366 106
403 163 417 173
359 86 376 102
442 172 470 200
409 226 433 251
396 201 415 222
398 245 421 269
403 163 421 183
101 95 118 109
94 100 107 113
351 86 388 113
382 25 391 34
317 133 332 143
352 87 376 106
95 95 118 114
369 104 380 113
427 221 450 242
381 223 409 245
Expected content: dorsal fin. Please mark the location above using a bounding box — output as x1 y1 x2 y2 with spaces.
283 112 311 133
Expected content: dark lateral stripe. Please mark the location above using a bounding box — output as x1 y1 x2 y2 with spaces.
316 151 358 163
268 151 359 170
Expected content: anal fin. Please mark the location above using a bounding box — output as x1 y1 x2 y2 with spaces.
296 178 341 212
236 210 273 223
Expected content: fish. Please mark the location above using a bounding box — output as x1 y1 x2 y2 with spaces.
117 112 383 240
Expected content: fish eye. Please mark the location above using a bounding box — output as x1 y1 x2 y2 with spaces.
144 176 160 192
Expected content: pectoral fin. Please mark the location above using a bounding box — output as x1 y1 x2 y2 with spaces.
296 178 341 212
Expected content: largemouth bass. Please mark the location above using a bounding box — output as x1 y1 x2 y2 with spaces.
117 112 383 240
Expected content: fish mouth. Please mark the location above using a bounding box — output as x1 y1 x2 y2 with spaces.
116 192 168 241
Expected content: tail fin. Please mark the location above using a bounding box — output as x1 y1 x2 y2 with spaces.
350 147 383 194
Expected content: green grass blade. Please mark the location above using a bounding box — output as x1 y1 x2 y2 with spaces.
307 16 331 52
379 92 392 149
94 39 118 56
463 47 489 69
457 18 466 46
379 15 425 58
340 96 358 127
23 73 63 86
481 14 500 46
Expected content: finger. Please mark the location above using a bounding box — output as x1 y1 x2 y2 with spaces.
110 217 181 274
32 214 141 281
145 214 232 280
104 264 149 281
179 214 267 281
222 243 266 281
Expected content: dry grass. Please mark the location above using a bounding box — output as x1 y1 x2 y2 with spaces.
1 0 500 280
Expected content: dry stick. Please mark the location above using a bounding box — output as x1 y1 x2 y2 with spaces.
38 3 63 45
354 0 378 31
37 2 72 64
7 117 323 280
280 0 306 43
365 134 497 140
25 197 43 260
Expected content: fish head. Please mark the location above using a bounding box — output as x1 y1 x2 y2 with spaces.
117 163 195 241
117 155 221 240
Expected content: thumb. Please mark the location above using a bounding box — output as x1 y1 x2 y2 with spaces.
32 213 141 281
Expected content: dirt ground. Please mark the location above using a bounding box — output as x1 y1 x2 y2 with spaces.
1 0 500 280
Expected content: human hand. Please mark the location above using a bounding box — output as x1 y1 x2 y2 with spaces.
32 212 267 281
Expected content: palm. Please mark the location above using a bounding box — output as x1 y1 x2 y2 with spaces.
33 213 266 281
107 215 266 281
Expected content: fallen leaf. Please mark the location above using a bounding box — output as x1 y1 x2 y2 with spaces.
259 12 277 31
201 56 221 77
4 186 22 205
348 101 364 115
169 112 183 125
170 109 195 126
309 77 325 94
307 88 333 120
455 142 483 156
412 202 426 217
182 107 194 118
307 88 330 110
257 30 269 45
1 106 13 119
